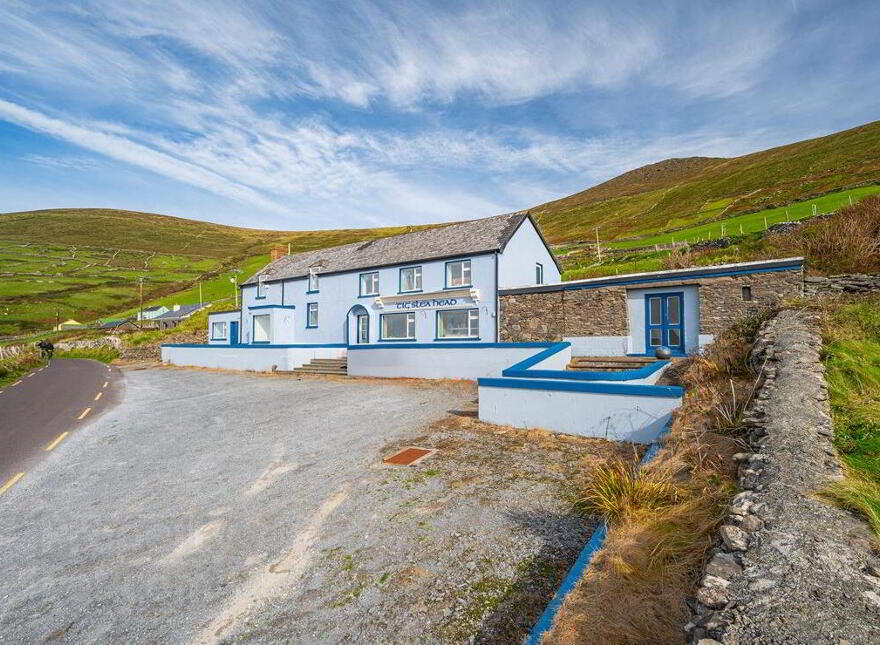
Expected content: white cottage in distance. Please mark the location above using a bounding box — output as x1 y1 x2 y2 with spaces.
207 211 560 347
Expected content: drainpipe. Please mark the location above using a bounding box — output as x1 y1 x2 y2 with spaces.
494 252 500 342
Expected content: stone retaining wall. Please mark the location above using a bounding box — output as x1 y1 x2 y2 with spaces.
803 273 880 296
686 309 880 644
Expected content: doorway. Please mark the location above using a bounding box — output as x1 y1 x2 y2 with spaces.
645 292 684 354
229 320 239 345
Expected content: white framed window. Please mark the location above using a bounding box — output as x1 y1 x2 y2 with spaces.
360 271 379 296
446 260 471 288
308 267 319 292
256 274 267 299
536 263 544 284
306 302 318 328
437 309 479 339
381 312 415 340
211 321 227 339
399 266 422 293
253 314 271 343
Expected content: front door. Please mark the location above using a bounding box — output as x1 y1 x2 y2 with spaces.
646 293 684 354
229 320 239 345
357 314 369 344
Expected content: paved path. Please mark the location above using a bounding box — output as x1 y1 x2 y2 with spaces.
0 358 122 493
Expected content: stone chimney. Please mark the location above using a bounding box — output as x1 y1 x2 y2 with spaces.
270 247 285 261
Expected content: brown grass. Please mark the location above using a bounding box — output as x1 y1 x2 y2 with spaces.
543 313 770 645
769 195 880 274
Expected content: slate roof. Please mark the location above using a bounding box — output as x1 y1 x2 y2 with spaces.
154 304 208 320
243 211 544 285
143 305 165 312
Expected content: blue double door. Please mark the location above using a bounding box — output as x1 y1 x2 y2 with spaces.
646 292 684 354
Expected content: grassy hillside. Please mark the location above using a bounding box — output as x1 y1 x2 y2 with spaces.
533 120 880 244
0 208 433 335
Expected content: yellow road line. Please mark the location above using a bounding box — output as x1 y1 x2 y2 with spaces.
103 381 109 389
0 473 25 495
94 392 102 401
77 407 92 420
46 432 69 451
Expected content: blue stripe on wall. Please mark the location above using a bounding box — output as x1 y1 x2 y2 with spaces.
477 376 683 398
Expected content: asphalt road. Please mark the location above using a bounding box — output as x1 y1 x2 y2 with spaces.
0 358 122 492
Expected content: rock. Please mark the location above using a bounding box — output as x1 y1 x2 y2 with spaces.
697 575 731 609
739 514 764 533
720 525 749 552
865 564 880 578
733 452 751 463
696 639 723 645
706 552 743 580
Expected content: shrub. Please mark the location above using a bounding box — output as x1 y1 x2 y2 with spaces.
55 346 121 363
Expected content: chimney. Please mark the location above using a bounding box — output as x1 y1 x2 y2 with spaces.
173 304 181 311
270 247 284 261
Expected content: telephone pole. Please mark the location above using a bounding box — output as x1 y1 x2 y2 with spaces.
595 227 602 261
138 277 145 322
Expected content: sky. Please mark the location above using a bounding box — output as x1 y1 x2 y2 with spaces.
0 1 878 231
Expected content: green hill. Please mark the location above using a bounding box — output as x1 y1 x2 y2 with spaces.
0 209 432 335
3 119 880 336
533 120 880 244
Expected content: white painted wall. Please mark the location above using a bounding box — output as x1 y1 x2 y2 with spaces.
348 345 553 380
564 336 629 357
161 345 345 371
478 384 680 443
208 311 241 345
497 218 560 288
522 343 571 371
240 253 498 345
627 285 700 355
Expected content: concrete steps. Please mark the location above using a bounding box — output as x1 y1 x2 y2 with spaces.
567 356 658 372
291 357 348 376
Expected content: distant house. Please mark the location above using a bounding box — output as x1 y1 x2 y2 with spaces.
154 303 210 330
98 318 140 332
137 305 169 321
55 319 85 331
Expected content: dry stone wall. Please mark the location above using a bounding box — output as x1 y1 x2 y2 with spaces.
803 273 880 296
697 269 802 336
687 310 880 644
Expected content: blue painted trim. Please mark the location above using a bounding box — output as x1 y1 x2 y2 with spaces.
248 304 295 310
434 337 481 341
477 377 684 398
509 360 670 382
377 338 417 342
306 302 318 328
536 262 544 285
444 258 472 289
398 265 423 294
251 340 270 344
525 426 671 645
645 291 685 354
359 271 379 297
161 343 347 348
347 341 555 350
254 295 266 300
502 261 803 295
502 342 571 374
306 289 319 294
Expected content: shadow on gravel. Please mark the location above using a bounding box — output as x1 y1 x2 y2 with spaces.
471 508 595 645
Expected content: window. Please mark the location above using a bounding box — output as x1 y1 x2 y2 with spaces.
536 263 544 284
211 321 227 339
437 309 479 339
742 286 752 301
306 302 318 328
399 266 422 293
256 274 267 299
252 314 271 343
360 271 379 296
381 312 415 340
446 259 472 288
308 268 319 293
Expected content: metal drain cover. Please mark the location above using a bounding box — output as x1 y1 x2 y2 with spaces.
383 447 437 466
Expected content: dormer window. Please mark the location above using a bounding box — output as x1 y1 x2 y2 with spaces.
256 274 267 299
308 267 319 293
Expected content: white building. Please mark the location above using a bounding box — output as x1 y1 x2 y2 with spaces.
207 211 559 347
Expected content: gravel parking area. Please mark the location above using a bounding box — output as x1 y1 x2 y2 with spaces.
0 367 627 644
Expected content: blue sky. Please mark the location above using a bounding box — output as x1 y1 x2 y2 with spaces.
0 1 878 231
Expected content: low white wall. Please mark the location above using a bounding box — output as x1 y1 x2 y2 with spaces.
161 345 345 371
348 344 553 380
525 344 571 371
478 383 680 443
564 336 628 356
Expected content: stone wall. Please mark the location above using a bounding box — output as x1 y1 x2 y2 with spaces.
498 269 803 344
698 269 803 336
498 291 564 342
803 273 880 296
686 310 880 644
